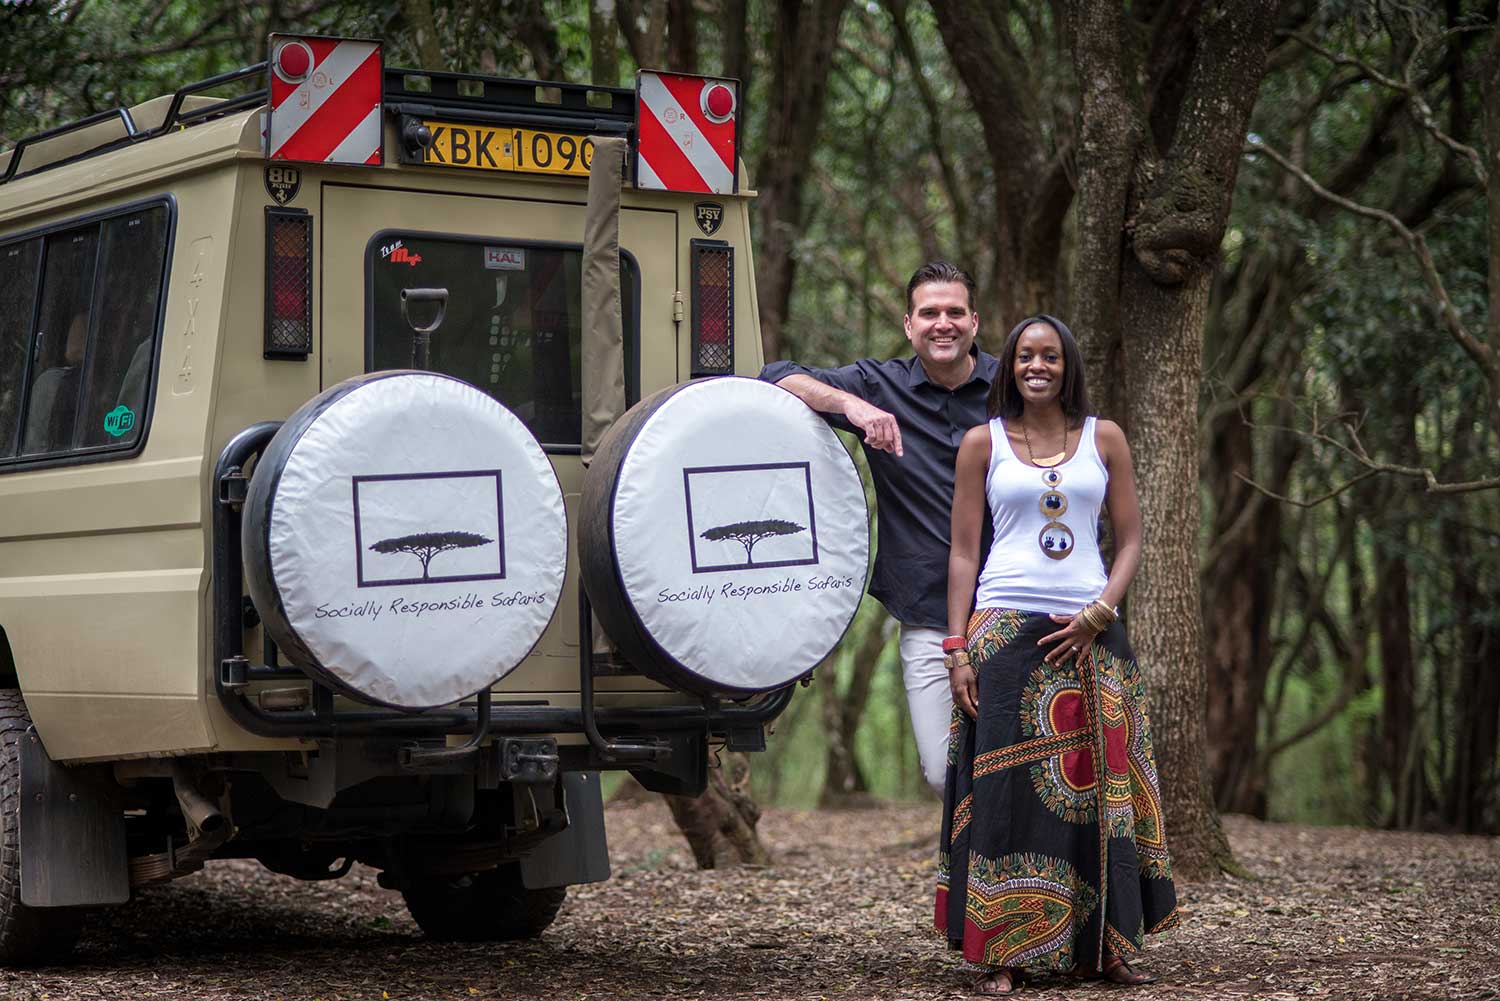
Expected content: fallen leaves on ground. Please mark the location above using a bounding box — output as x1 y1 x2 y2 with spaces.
0 804 1495 1000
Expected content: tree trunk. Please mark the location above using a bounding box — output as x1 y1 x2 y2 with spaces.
663 751 771 868
1374 538 1429 829
1443 516 1500 832
721 0 752 101
1120 264 1235 880
928 0 1072 329
616 0 667 71
819 611 894 808
1202 415 1284 817
666 0 697 72
402 0 444 70
1069 0 1281 880
1484 26 1500 432
589 0 620 87
1368 397 1432 830
753 0 851 362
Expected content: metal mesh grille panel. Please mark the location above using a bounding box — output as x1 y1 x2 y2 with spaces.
691 242 733 376
265 209 313 358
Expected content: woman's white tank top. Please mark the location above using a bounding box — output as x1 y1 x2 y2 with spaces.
973 415 1109 616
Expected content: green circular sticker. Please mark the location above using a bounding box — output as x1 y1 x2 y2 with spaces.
104 404 136 438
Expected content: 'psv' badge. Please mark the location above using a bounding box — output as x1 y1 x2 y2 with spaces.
694 201 724 237
265 165 302 205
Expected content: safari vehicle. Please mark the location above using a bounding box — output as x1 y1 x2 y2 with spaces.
0 35 869 963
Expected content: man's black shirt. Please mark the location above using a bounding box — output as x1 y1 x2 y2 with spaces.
760 350 998 630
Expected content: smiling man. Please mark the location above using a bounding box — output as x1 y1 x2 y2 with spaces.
760 261 998 796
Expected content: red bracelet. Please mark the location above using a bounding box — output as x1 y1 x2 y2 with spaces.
941 635 967 653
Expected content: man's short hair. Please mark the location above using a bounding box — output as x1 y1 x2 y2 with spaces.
905 261 976 313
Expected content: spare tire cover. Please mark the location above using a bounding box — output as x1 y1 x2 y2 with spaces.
580 377 869 695
243 372 567 710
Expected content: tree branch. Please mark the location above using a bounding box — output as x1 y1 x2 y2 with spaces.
1246 137 1500 432
1234 408 1500 501
1280 28 1488 185
884 0 970 249
1232 468 1380 509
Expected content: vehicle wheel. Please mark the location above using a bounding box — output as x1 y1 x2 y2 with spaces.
0 690 84 965
401 863 566 942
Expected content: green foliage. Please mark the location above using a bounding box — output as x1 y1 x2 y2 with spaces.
5 0 1495 830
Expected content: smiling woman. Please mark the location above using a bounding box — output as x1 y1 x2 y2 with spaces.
940 315 1177 994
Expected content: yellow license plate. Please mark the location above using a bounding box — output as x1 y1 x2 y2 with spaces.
420 121 596 177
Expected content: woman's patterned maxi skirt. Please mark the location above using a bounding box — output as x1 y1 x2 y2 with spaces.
936 608 1179 974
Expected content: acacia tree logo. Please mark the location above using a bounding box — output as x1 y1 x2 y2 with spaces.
698 519 806 566
369 531 494 580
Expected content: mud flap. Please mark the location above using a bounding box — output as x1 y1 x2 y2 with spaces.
19 728 129 906
519 772 610 889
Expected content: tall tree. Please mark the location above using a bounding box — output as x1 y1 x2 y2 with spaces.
926 0 1076 328
662 751 771 868
754 0 852 361
589 0 621 86
819 610 895 807
1068 0 1284 879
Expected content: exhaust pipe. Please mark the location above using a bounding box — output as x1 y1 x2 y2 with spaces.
169 762 226 836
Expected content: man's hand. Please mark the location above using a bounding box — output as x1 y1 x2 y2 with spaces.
772 373 903 456
844 398 903 456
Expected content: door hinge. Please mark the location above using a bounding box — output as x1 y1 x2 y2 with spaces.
672 290 685 323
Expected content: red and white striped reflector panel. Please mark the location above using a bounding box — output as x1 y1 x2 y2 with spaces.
268 35 383 166
635 71 738 195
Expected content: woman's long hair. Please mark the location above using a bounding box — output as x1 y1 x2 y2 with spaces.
987 314 1092 424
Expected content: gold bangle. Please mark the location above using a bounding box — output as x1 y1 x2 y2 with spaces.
944 651 971 671
1079 601 1114 633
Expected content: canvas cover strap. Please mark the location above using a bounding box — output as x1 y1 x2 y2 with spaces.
581 135 627 466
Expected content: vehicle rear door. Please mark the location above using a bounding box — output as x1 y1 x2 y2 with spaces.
320 180 677 691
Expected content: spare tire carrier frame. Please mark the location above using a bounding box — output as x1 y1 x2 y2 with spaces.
211 423 789 758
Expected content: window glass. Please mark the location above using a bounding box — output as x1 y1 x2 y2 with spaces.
75 206 168 448
20 225 98 456
0 239 41 459
368 236 637 447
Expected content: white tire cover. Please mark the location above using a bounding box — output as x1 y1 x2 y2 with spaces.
582 377 869 694
243 372 568 709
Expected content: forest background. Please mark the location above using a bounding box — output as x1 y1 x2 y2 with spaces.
2 0 1496 883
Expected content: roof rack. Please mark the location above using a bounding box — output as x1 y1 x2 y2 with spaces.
0 60 638 189
383 67 635 134
0 62 268 187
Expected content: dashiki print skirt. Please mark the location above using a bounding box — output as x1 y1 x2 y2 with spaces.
936 608 1178 973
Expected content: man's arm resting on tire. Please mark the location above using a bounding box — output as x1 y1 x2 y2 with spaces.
775 373 903 456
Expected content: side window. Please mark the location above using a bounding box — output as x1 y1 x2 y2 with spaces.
75 207 169 448
0 199 170 469
367 235 638 448
0 239 41 459
20 225 98 456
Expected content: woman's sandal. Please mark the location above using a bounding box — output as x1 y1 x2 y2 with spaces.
1102 956 1156 985
973 967 1023 995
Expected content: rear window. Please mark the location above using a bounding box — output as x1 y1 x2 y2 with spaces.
0 201 172 467
366 234 638 450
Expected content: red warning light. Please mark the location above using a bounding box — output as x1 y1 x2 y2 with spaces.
274 40 313 84
701 82 736 124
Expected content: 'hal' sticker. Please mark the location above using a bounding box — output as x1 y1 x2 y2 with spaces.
103 405 136 438
485 247 525 270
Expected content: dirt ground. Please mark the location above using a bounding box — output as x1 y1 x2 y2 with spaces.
1 801 1496 1001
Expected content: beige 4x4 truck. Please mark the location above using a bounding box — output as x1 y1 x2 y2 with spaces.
0 35 870 963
